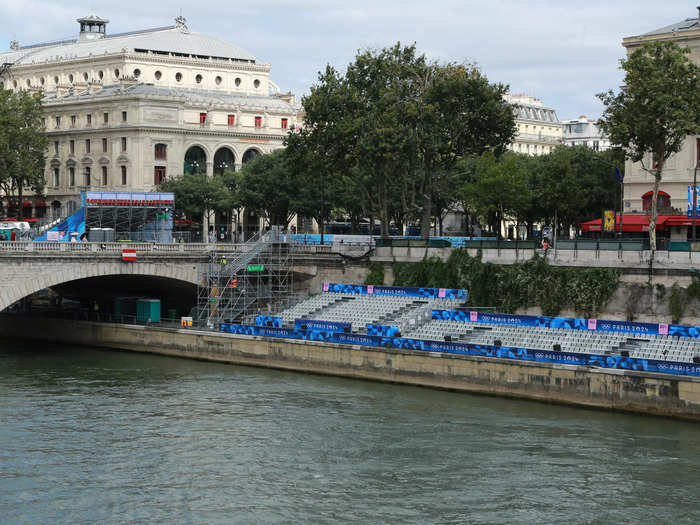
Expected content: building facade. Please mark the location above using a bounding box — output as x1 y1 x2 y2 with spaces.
621 8 700 216
561 116 610 151
0 14 298 234
504 94 562 156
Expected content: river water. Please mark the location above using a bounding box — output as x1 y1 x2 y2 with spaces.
1 340 700 524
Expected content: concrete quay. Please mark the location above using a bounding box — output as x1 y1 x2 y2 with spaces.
4 315 700 421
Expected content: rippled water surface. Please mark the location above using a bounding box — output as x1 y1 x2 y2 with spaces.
2 340 700 524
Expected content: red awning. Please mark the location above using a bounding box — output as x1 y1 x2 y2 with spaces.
665 217 695 227
21 201 32 207
580 214 683 233
35 201 46 207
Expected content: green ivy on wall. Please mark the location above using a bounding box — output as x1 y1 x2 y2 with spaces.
392 251 621 317
364 262 385 286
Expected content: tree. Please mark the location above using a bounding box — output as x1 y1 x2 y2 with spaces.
285 123 341 241
0 88 48 219
297 43 515 239
158 173 233 227
597 40 700 253
459 151 529 237
237 149 299 227
414 63 516 238
219 168 246 242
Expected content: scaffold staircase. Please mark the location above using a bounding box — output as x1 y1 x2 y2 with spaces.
197 228 293 327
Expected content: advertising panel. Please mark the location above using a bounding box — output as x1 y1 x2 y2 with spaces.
325 283 468 300
219 323 700 378
294 319 350 332
603 210 616 232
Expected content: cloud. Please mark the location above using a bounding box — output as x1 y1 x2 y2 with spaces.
1 0 697 118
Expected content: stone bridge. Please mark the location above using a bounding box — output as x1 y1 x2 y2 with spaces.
0 241 354 312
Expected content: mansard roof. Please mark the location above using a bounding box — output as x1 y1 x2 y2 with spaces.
42 83 295 111
637 17 700 38
511 102 559 124
1 25 257 66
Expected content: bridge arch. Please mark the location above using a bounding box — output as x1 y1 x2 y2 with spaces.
0 259 200 313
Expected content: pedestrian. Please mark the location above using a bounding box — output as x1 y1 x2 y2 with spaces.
542 238 550 251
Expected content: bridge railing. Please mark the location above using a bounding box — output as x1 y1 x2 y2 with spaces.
0 241 222 254
0 241 345 257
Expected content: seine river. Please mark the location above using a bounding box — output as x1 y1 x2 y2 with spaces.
2 340 700 524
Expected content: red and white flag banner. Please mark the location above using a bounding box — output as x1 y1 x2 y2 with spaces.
122 248 137 261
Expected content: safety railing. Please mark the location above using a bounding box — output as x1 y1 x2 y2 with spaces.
0 241 218 254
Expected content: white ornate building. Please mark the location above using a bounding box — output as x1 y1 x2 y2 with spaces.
561 116 610 151
504 94 562 156
0 14 298 235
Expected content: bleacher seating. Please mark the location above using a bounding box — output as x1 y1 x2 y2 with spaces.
277 292 463 333
404 320 700 363
276 291 700 364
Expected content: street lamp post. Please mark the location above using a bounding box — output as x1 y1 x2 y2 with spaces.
693 164 699 243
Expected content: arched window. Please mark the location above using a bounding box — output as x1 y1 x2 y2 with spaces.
641 191 671 211
242 148 260 164
184 146 207 175
214 148 235 175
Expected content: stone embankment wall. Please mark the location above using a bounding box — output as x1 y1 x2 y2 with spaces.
4 315 700 421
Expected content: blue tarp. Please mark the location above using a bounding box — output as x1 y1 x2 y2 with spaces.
34 208 85 241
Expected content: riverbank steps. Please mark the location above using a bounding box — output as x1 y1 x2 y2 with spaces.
2 315 700 421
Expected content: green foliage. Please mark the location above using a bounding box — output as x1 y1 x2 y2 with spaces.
458 151 529 235
296 43 516 238
237 149 299 226
158 173 233 222
456 145 623 238
686 275 700 301
393 250 620 316
669 284 688 324
597 41 700 251
0 87 48 219
364 262 385 286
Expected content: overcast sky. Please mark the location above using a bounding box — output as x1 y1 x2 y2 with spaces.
1 1 697 119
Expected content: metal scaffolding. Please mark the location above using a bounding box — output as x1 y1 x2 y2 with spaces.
83 192 174 242
196 228 294 326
